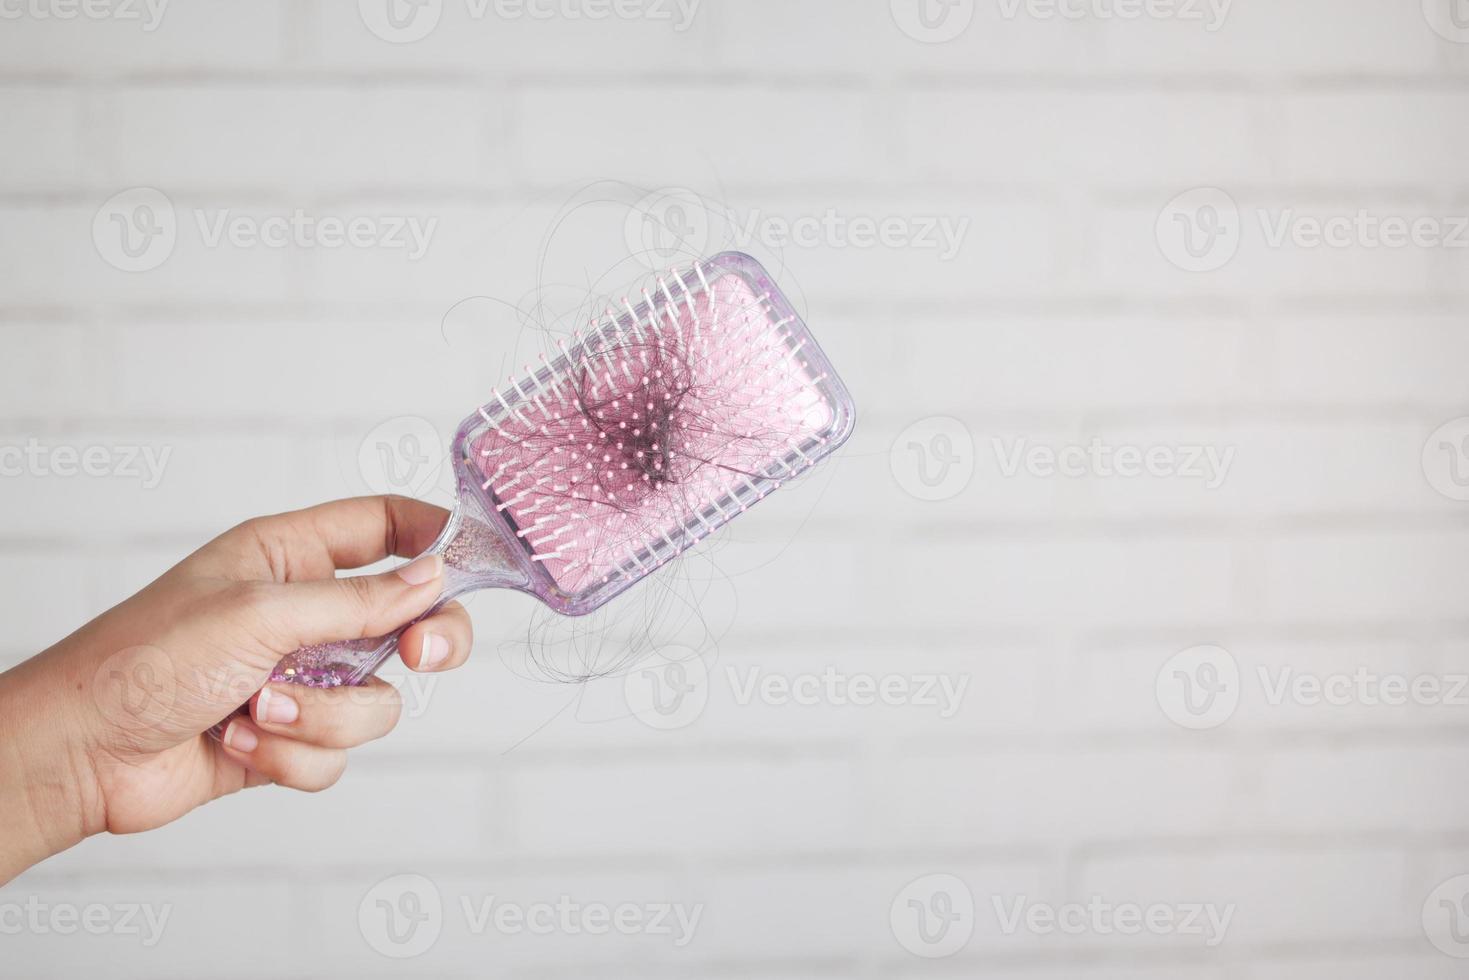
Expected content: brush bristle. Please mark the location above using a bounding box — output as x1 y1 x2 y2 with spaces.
469 262 834 594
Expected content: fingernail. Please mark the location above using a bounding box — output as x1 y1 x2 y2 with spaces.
256 687 299 725
223 719 259 753
420 632 450 671
397 554 443 586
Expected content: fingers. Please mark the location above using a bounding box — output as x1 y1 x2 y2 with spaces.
398 600 474 673
232 496 452 580
249 677 403 749
251 553 445 649
217 718 348 793
294 496 451 569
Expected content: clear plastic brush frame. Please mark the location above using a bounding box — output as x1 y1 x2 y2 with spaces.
266 251 856 690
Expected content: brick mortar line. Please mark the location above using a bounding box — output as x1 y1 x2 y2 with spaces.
2 71 1466 87
2 297 1467 320
0 407 1464 428
8 183 1469 201
1 514 1467 551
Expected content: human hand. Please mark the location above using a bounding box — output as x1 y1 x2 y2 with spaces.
0 495 475 883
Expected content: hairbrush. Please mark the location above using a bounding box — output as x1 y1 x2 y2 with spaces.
268 251 854 689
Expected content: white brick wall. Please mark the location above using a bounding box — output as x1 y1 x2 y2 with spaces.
2 1 1467 977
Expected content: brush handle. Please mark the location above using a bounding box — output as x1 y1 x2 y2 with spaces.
209 502 528 738
266 576 469 689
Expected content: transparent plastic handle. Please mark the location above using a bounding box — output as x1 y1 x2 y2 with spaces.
268 566 476 689
209 499 529 737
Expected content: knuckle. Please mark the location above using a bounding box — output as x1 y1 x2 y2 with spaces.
305 709 350 749
278 751 347 793
322 684 401 746
308 755 349 793
338 574 380 624
207 582 277 631
224 515 268 544
228 580 274 612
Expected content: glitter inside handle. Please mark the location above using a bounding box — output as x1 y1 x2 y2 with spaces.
207 498 533 739
270 503 527 688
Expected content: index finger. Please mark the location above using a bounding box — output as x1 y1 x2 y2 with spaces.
254 495 451 575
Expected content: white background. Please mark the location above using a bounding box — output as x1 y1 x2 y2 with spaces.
3 0 1469 976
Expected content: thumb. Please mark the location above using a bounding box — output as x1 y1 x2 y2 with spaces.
256 554 445 651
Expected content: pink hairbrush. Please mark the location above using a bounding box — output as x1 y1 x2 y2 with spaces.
269 251 854 689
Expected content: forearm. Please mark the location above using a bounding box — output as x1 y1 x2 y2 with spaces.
0 652 99 884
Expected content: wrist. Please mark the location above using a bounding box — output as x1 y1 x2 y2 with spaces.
0 649 105 883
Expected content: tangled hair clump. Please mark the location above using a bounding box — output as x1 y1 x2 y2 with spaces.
471 269 829 597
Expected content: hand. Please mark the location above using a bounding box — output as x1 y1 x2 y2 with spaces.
0 495 475 884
